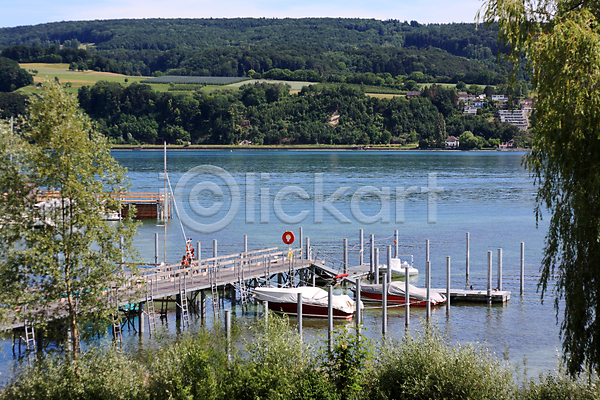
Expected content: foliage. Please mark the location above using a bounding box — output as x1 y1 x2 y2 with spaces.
370 326 515 399
0 80 139 356
0 57 32 92
480 0 600 375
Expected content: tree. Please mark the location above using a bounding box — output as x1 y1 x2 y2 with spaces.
0 57 33 92
481 0 600 375
0 81 138 357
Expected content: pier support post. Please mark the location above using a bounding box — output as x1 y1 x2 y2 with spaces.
394 229 399 258
244 235 248 253
263 300 269 325
382 273 387 336
225 310 231 362
328 286 333 353
387 245 392 283
370 234 375 277
343 238 348 274
405 269 410 327
139 302 145 334
306 237 310 260
520 242 525 295
213 239 217 259
359 229 364 265
466 232 470 283
230 284 236 308
374 248 380 285
312 266 316 287
201 290 206 321
355 278 361 338
197 241 201 261
297 293 303 341
155 233 159 266
487 251 493 303
426 260 431 320
176 293 182 320
299 227 303 258
497 248 503 291
446 256 451 313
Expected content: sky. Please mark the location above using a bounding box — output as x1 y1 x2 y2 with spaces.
1 0 484 29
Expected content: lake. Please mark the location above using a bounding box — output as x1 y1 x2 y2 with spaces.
0 150 560 385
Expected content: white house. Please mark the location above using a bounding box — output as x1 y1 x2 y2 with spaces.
445 136 460 149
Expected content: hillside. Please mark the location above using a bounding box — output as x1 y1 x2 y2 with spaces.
0 18 502 83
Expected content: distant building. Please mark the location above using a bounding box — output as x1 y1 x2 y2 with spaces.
492 94 507 102
498 139 515 149
497 109 529 130
239 140 253 146
445 136 460 148
463 106 478 115
406 91 421 98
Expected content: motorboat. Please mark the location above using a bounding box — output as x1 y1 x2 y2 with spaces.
253 286 361 320
355 281 446 306
378 256 419 277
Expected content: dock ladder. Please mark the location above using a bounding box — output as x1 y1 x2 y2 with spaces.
145 277 158 337
178 276 190 329
210 265 220 318
111 288 122 346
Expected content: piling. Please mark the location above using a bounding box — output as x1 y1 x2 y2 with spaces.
176 293 182 320
154 233 159 266
466 232 470 283
387 245 391 273
370 234 375 276
405 270 410 326
299 227 303 258
225 310 231 362
374 248 380 284
426 239 430 263
297 293 303 341
446 256 451 313
328 286 333 352
139 302 145 334
244 234 248 253
263 300 269 325
355 278 361 336
394 229 399 258
213 239 217 258
359 229 364 265
426 260 431 320
306 237 310 260
201 290 206 321
520 242 525 295
487 251 492 303
497 248 503 291
343 238 348 274
382 273 388 336
197 240 201 261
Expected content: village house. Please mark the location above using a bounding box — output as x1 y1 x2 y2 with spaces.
406 91 421 98
445 135 460 149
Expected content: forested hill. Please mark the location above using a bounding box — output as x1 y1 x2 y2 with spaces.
0 19 501 81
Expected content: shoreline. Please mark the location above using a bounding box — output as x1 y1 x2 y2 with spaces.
111 145 530 152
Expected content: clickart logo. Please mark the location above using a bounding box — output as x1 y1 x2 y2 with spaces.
174 165 444 234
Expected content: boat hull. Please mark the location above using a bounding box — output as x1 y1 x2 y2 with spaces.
266 301 354 320
357 290 446 307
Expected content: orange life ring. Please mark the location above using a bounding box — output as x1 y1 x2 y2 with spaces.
282 231 295 245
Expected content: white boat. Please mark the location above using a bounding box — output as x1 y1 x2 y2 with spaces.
355 281 446 306
253 286 361 320
378 256 419 277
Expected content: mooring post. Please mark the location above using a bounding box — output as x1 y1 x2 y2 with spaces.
520 242 525 295
299 227 303 258
225 310 231 362
426 260 431 320
328 286 333 353
213 239 217 259
374 248 380 284
306 237 310 260
297 293 303 341
387 245 392 274
263 300 269 325
370 234 375 277
497 248 503 291
359 229 364 265
244 234 248 253
201 290 206 321
139 302 145 334
446 256 451 313
405 269 410 326
197 240 201 261
154 232 159 266
176 292 182 320
312 266 316 287
355 278 361 337
382 273 388 336
487 251 493 303
394 229 399 258
343 238 348 274
466 232 470 283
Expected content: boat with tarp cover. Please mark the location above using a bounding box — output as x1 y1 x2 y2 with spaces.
356 282 446 306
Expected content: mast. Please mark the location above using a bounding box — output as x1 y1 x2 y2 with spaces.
163 141 167 264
